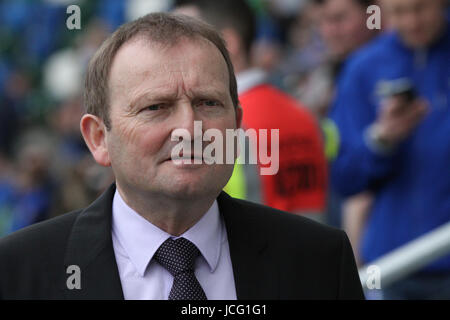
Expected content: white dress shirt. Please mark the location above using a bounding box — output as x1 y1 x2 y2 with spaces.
111 190 237 300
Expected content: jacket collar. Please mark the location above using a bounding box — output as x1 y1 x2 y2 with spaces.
61 183 124 299
61 184 278 299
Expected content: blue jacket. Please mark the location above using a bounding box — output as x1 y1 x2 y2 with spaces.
330 21 450 272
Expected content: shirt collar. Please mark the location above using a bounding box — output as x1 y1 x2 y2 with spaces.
111 190 222 277
236 67 267 95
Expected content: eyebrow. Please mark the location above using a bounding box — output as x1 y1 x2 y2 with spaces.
127 87 229 111
190 88 229 102
127 91 178 112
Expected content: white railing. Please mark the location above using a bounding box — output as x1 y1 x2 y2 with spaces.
358 221 450 290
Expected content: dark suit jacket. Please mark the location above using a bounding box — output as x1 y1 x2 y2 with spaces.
0 184 364 299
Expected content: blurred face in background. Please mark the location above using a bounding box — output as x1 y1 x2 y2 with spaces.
316 0 374 59
380 0 446 48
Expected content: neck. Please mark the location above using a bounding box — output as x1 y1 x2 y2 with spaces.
115 182 216 236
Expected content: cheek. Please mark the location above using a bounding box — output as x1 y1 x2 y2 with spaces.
322 24 338 41
209 116 240 151
201 107 238 127
216 113 240 131
422 11 440 33
112 120 168 160
349 16 365 34
138 127 168 156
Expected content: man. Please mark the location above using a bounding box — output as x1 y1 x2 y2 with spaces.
282 0 379 118
0 13 363 300
176 0 328 218
311 0 380 263
330 0 450 299
315 0 377 63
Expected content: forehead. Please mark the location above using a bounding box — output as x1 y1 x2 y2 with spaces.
380 0 429 10
322 0 359 12
108 36 230 107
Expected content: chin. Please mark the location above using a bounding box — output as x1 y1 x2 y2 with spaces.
160 175 219 198
402 31 433 48
166 183 219 200
154 164 233 199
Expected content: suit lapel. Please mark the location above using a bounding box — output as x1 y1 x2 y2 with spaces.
218 192 279 299
60 186 277 299
61 184 124 299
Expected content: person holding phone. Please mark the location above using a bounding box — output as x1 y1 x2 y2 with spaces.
329 0 450 299
368 78 428 152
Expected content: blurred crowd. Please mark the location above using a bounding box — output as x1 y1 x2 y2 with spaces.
0 0 449 299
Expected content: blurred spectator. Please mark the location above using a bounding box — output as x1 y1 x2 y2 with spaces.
49 154 114 219
175 0 328 219
250 9 284 73
0 1 114 234
43 19 109 102
311 0 380 261
0 0 66 67
330 0 450 299
0 129 54 236
273 3 328 107
0 70 32 152
316 0 377 60
46 94 114 218
297 0 379 117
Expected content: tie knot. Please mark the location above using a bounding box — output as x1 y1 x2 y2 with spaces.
154 237 200 276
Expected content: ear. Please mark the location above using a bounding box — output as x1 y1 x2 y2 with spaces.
235 105 243 129
80 114 111 167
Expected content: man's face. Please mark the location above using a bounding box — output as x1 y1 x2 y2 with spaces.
380 0 446 48
105 37 240 200
316 0 373 59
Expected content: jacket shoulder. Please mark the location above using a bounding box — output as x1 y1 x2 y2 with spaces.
227 195 344 243
0 210 80 298
0 210 80 255
223 196 364 299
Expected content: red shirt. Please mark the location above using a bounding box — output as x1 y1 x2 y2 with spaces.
240 84 327 212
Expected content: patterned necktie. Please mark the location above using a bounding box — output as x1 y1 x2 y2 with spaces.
154 237 207 300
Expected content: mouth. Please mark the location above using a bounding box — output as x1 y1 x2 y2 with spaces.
164 154 206 163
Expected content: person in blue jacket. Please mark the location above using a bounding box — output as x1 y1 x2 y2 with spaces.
330 0 450 299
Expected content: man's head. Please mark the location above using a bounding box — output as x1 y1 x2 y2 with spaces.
314 0 377 59
81 13 242 201
380 0 447 48
84 13 239 130
174 0 256 73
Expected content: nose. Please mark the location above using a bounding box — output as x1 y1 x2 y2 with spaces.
170 101 202 142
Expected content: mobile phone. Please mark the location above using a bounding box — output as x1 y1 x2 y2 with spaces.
377 78 418 102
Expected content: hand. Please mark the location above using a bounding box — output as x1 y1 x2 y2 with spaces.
372 96 428 147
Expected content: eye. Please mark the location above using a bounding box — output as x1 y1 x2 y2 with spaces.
144 104 164 111
199 99 221 108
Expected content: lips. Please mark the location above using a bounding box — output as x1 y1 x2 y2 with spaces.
165 154 205 162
